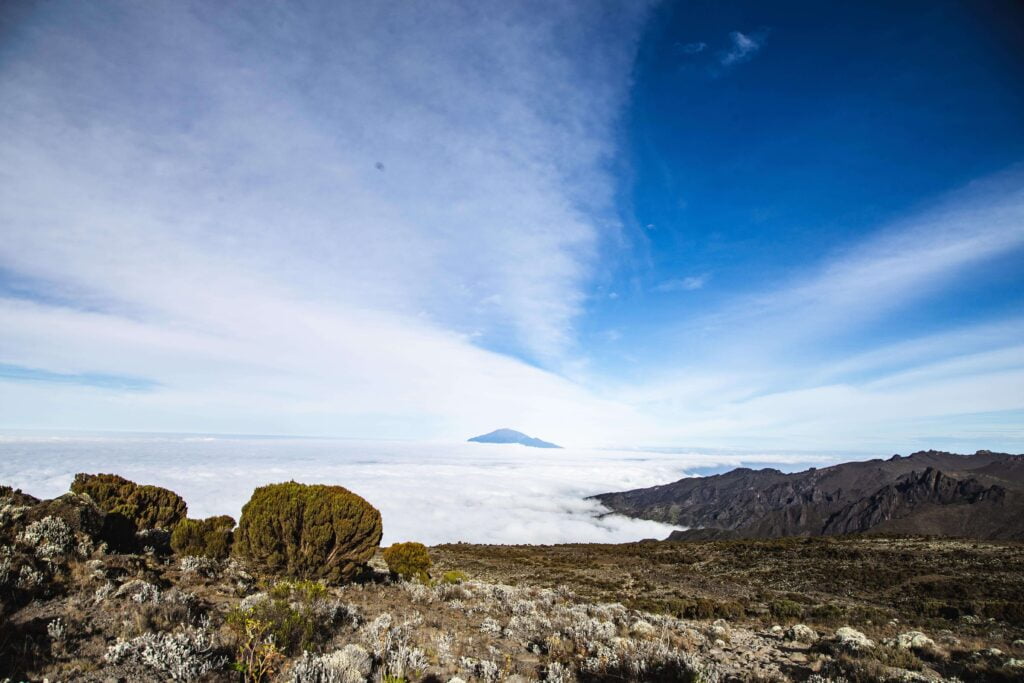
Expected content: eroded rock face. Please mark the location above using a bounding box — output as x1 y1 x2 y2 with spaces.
233 481 382 583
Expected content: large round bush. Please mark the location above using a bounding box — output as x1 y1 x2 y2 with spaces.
233 482 382 583
70 473 187 531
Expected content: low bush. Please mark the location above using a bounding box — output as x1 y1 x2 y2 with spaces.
233 482 382 583
104 625 226 681
227 580 340 656
383 542 431 582
441 570 469 585
229 615 285 683
769 599 803 620
171 515 235 559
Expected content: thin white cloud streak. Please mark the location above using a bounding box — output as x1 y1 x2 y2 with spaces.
609 173 1024 450
0 1 655 443
720 31 766 66
671 170 1024 359
653 274 708 292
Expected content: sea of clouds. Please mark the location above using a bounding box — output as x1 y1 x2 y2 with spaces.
0 434 837 545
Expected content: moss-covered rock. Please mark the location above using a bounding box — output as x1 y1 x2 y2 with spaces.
233 482 382 583
70 473 187 531
382 541 432 581
171 515 235 559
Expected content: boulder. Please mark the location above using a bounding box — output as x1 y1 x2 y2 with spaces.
833 626 874 652
785 624 819 643
893 631 937 652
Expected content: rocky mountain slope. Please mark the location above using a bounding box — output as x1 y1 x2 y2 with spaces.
592 450 1024 540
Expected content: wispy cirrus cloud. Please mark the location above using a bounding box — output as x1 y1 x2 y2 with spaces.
0 0 655 444
653 274 708 292
719 30 768 66
610 170 1024 451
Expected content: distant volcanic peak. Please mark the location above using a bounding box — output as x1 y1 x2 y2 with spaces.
468 428 562 449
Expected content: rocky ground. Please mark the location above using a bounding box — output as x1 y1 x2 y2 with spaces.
4 486 1024 681
7 546 1023 683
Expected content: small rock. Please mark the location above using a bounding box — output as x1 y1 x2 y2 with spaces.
709 623 730 639
770 624 783 634
833 626 874 652
1006 658 1024 669
894 631 937 652
1013 639 1024 648
786 624 819 643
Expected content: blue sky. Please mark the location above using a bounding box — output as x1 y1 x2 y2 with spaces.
1 0 1022 452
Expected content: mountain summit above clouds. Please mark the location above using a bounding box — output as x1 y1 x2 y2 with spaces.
592 450 1024 540
468 428 562 449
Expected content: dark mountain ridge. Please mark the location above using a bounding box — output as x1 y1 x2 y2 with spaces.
592 450 1024 540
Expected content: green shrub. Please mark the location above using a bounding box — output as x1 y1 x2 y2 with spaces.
227 580 333 656
171 515 235 559
233 482 382 583
382 542 432 581
670 597 745 620
769 599 803 620
70 473 187 531
441 570 468 584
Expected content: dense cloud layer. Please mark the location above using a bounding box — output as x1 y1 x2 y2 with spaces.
0 434 831 545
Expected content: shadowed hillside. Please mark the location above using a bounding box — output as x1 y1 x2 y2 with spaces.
592 450 1024 541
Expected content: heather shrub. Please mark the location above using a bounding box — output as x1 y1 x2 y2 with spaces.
180 555 221 577
288 644 372 683
18 516 74 558
233 482 382 583
104 625 226 680
228 580 344 655
382 542 431 582
71 473 187 550
0 485 39 508
171 515 235 559
442 570 469 584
